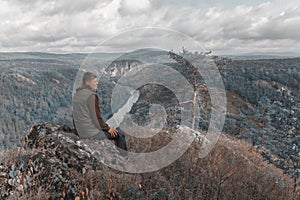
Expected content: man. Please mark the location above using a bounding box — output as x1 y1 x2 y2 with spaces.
72 72 127 155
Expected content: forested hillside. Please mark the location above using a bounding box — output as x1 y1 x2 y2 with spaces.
0 53 83 147
0 51 299 181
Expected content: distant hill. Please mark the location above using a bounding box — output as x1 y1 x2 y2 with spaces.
220 51 300 60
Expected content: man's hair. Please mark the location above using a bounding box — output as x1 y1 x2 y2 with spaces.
82 72 97 85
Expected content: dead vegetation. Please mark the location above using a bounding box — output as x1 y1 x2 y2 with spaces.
1 124 298 200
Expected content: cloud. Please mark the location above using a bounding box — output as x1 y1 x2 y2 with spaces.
8 0 112 15
160 1 300 53
254 6 300 40
0 0 299 54
118 0 151 16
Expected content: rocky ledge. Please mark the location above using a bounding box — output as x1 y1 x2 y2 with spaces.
0 122 125 199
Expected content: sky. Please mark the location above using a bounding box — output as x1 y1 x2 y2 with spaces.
0 0 300 55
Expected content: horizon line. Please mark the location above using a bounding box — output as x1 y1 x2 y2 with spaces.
0 50 300 57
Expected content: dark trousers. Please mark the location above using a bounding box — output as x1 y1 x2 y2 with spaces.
92 127 128 155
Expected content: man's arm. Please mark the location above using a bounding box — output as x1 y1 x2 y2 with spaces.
87 94 118 137
87 94 110 131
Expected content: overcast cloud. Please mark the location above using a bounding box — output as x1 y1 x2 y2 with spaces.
0 0 299 54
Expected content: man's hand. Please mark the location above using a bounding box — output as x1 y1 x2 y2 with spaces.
108 128 118 137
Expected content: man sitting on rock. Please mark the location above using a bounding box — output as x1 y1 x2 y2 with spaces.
72 72 127 155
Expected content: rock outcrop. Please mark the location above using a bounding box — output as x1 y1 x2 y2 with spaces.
0 122 125 199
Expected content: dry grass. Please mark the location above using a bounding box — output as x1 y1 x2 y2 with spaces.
1 131 298 200
74 132 298 199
